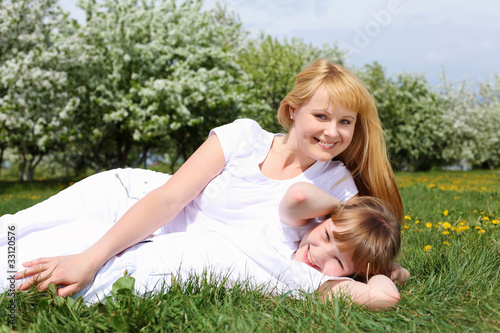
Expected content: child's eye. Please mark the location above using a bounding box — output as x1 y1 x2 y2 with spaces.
325 231 330 241
336 258 344 269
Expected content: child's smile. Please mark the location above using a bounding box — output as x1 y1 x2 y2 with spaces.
294 218 356 277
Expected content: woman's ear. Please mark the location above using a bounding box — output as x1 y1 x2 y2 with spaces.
289 106 296 120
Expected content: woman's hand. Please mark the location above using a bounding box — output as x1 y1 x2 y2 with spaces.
390 262 410 286
15 253 100 297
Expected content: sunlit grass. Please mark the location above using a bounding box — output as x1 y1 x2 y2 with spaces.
1 170 499 332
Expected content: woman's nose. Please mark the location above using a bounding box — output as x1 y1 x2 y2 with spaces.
324 122 338 138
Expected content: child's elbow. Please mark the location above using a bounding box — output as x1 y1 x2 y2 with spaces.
367 287 401 310
285 183 309 206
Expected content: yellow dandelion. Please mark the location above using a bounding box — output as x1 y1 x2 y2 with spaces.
483 216 490 221
442 231 450 235
404 225 409 230
492 220 499 225
443 210 449 216
426 222 432 229
443 241 450 247
415 220 420 224
405 215 411 220
478 229 486 234
474 226 481 230
424 245 432 251
443 222 451 229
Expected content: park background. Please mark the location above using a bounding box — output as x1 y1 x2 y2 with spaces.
0 0 499 181
0 0 499 332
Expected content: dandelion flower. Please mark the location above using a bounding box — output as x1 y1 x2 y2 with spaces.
424 245 432 251
426 222 432 229
483 216 490 221
474 226 481 230
493 220 499 225
443 241 450 247
415 220 420 224
443 222 451 229
442 231 449 235
405 215 411 220
404 225 409 230
478 229 486 234
443 210 449 216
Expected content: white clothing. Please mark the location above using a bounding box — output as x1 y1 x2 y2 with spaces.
178 119 358 258
0 119 357 302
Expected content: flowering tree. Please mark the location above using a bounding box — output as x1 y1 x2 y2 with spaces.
0 0 78 180
439 74 500 168
359 62 446 171
49 0 252 172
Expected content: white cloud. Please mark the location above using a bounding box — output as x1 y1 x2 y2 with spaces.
424 49 452 63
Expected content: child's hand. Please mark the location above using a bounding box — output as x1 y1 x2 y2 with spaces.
390 262 410 286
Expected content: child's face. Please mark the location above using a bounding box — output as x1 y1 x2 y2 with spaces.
294 218 356 277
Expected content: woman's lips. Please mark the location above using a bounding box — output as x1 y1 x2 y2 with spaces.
314 138 336 149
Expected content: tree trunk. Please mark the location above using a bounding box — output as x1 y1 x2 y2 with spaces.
27 154 44 182
18 154 27 182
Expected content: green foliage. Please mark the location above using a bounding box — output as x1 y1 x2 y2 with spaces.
438 73 500 168
51 0 252 172
1 0 499 177
0 0 78 181
360 63 447 171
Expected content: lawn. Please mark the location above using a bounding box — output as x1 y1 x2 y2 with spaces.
1 170 499 332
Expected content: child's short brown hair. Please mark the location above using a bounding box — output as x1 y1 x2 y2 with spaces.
329 197 401 281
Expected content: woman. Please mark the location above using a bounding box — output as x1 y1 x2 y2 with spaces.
2 58 403 297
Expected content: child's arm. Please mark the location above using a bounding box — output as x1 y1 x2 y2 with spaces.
279 182 344 227
317 274 401 310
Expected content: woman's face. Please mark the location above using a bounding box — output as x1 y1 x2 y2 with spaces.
294 218 356 277
289 86 357 165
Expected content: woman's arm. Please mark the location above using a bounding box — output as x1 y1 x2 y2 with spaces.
279 182 342 227
317 274 401 310
16 134 226 296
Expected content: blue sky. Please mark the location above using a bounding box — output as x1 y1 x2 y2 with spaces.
60 0 500 86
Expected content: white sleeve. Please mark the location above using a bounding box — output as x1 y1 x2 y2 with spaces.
209 118 264 164
328 166 358 202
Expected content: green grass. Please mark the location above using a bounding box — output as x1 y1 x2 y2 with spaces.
1 170 499 332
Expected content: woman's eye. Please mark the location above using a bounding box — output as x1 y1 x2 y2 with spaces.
340 119 351 125
315 114 326 120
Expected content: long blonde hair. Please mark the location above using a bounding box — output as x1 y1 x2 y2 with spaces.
330 197 401 280
278 58 403 221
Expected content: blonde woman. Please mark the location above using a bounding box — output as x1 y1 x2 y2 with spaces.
2 58 405 298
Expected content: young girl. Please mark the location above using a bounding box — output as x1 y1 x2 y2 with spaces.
1 58 405 298
280 182 403 309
